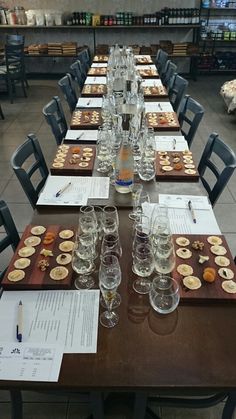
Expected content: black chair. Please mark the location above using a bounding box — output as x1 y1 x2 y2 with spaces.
178 95 204 148
155 49 168 78
5 34 29 88
43 95 68 145
162 60 177 88
0 199 20 279
78 48 91 72
10 133 49 209
198 132 236 206
70 60 86 89
0 104 4 119
58 73 78 113
0 43 27 103
168 73 188 113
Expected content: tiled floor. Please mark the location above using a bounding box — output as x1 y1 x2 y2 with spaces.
0 75 236 418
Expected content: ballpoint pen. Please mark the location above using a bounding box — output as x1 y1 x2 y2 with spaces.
76 132 84 140
188 200 196 224
16 301 23 343
56 182 72 198
173 138 176 150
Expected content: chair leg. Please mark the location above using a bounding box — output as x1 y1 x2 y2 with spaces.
10 390 23 419
90 391 104 419
133 392 149 419
0 104 4 119
21 80 27 98
222 392 236 419
7 79 14 104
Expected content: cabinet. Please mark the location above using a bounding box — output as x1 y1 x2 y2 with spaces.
198 1 236 72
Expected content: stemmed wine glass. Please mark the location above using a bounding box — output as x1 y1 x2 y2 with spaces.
129 183 143 220
99 254 121 328
132 242 154 295
102 205 119 234
72 233 96 290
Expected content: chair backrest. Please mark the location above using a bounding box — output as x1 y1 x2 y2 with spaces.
178 95 204 147
5 44 25 78
78 48 90 72
6 34 25 45
10 134 49 209
0 200 20 280
43 96 68 145
162 60 177 88
155 49 168 77
198 133 236 206
168 73 188 112
70 59 86 86
58 73 78 113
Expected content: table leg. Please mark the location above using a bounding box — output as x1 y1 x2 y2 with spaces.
222 392 236 419
133 392 148 419
10 390 23 419
90 391 104 419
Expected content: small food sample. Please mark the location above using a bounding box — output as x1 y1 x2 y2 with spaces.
14 258 31 269
43 232 55 245
30 225 46 235
176 248 192 259
40 248 54 257
192 240 204 251
199 255 210 264
50 266 69 281
176 237 190 247
210 245 227 256
215 256 230 267
162 165 173 171
218 268 234 280
59 241 74 252
177 264 193 276
173 163 183 171
183 276 202 290
56 253 72 265
37 259 50 271
184 169 197 175
59 229 74 239
8 269 25 282
24 236 41 247
203 267 216 283
18 246 36 257
222 280 236 294
207 236 223 246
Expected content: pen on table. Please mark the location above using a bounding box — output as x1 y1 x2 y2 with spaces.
56 182 72 198
16 301 23 343
158 103 162 111
86 100 91 106
76 132 84 140
172 138 176 150
188 200 196 224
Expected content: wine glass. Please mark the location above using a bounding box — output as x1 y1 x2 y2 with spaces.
96 126 112 173
99 254 121 328
138 156 156 181
72 233 95 290
101 232 122 259
129 183 143 220
154 235 176 275
132 243 154 294
102 205 119 234
149 275 180 314
136 190 150 220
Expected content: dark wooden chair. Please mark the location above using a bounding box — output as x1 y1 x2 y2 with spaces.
168 73 188 113
58 73 78 113
178 95 204 148
43 95 68 145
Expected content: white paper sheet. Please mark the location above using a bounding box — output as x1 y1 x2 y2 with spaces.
155 135 188 151
142 195 221 235
0 342 63 382
0 290 100 354
142 79 163 87
37 176 110 206
136 64 156 70
91 63 108 68
76 97 103 108
145 102 173 113
64 129 98 142
135 54 152 60
85 77 106 85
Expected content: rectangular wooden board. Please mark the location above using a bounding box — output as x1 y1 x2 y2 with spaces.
87 67 107 76
93 55 108 63
70 108 102 129
50 144 96 176
143 85 168 99
173 234 236 303
155 151 199 182
2 224 76 290
135 56 153 64
146 111 180 131
81 84 107 97
137 68 159 78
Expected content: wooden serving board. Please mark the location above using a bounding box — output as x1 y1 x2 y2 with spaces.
81 84 107 97
146 111 180 131
50 144 96 176
155 151 199 182
87 67 107 76
137 68 159 78
2 225 76 290
143 85 168 98
136 56 153 64
93 55 108 63
173 234 236 303
70 108 102 129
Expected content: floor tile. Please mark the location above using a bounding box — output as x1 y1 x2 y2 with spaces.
22 391 68 403
0 180 31 204
23 402 68 419
161 402 225 419
214 203 236 234
0 402 11 419
7 203 33 232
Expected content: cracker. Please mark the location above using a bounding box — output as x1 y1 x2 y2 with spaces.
56 253 72 265
162 166 173 171
30 225 46 235
184 164 195 169
183 150 192 155
82 152 93 157
207 236 222 245
175 237 190 247
83 147 93 152
59 241 74 252
79 162 89 167
176 248 192 259
8 269 25 282
24 236 41 247
184 169 197 175
50 266 69 281
18 246 36 257
52 162 64 168
183 276 201 290
215 256 230 267
210 245 227 256
58 145 69 151
222 280 236 294
177 264 193 276
59 229 74 239
160 160 170 166
54 157 65 163
14 258 31 269
218 268 234 280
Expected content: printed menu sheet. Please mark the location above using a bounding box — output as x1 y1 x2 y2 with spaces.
37 176 110 206
91 63 108 68
142 79 163 87
155 135 189 151
0 290 100 353
76 97 103 108
142 194 221 235
64 129 98 142
145 102 173 113
85 76 107 85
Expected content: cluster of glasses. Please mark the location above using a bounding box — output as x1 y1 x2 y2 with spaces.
71 205 123 327
130 198 179 314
